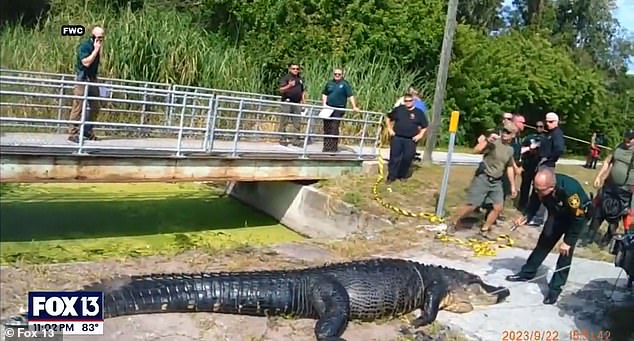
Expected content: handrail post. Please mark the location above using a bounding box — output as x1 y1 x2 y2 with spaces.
373 113 383 157
358 111 369 159
300 105 314 159
167 85 175 127
189 88 199 129
202 95 214 152
255 95 263 130
56 75 66 133
231 99 245 157
175 92 188 157
76 81 90 155
206 95 220 153
139 82 148 137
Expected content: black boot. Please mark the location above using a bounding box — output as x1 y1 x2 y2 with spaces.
505 273 533 282
543 291 560 304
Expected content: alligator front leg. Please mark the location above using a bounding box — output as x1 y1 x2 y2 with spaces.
310 276 350 341
412 284 446 328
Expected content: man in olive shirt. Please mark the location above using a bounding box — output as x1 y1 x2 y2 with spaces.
584 129 634 244
68 26 105 143
321 68 359 152
449 121 518 236
278 63 306 147
507 169 591 304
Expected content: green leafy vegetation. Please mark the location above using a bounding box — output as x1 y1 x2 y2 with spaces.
0 182 304 264
0 0 632 152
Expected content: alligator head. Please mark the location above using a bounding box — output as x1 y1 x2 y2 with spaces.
438 267 510 313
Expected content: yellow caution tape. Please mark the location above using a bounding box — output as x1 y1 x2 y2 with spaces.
372 154 514 257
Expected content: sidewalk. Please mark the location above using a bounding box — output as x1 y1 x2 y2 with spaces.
377 247 632 340
378 148 586 166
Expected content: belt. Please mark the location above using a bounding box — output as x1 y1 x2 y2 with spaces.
477 172 502 182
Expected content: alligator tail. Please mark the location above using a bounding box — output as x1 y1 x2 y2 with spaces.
81 271 301 319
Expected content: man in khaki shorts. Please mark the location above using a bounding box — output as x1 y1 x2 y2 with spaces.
68 26 105 143
448 121 518 237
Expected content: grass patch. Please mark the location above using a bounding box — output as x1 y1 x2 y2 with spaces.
319 162 618 262
0 182 303 265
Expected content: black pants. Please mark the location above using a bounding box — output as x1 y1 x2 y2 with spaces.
323 109 344 152
387 136 417 181
518 164 537 211
517 216 584 296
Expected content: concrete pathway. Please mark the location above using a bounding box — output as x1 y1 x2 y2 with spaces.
378 148 586 166
377 247 633 341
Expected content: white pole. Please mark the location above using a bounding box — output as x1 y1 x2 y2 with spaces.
436 111 460 217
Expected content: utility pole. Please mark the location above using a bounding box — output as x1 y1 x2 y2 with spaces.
422 0 459 165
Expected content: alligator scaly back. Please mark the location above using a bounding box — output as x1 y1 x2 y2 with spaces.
6 258 510 341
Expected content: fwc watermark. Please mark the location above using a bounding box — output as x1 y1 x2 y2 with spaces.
61 25 85 36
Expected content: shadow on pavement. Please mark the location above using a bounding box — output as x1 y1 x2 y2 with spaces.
556 277 633 341
484 256 550 296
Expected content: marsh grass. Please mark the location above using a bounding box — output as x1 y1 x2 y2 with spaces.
0 5 428 142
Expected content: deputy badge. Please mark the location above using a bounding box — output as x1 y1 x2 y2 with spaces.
567 193 580 209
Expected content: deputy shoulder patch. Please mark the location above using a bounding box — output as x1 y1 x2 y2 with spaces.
567 193 580 209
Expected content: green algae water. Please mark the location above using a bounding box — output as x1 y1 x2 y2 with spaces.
0 182 304 265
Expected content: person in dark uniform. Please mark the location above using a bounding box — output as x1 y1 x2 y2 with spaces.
506 168 591 304
277 63 306 147
384 93 428 183
538 112 565 169
321 68 359 152
517 121 546 210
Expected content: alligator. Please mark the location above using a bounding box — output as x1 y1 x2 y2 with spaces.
4 258 510 340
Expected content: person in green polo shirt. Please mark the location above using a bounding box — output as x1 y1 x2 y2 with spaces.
321 68 359 152
67 26 105 143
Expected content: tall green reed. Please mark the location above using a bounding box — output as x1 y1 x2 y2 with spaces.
1 5 424 141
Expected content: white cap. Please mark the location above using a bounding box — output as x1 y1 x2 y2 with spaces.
545 112 559 121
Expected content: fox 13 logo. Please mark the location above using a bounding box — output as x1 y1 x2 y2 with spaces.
27 291 104 335
61 25 85 36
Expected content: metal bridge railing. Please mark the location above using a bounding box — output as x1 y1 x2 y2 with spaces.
0 72 384 160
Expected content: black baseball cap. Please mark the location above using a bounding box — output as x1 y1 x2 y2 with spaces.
626 129 634 140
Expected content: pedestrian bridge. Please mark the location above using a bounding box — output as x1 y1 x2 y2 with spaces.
0 69 384 183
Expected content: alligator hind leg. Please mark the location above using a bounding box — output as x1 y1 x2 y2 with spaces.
310 277 351 341
412 284 446 328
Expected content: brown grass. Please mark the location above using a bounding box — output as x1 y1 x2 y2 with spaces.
318 162 619 262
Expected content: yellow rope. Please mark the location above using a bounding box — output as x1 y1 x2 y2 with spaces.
372 154 514 256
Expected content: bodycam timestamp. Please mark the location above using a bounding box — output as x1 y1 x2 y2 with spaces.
501 329 612 341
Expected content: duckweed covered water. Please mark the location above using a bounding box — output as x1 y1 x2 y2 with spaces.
0 182 304 264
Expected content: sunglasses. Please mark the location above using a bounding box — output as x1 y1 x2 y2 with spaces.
334 73 342 76
536 125 544 128
546 120 555 123
404 99 413 102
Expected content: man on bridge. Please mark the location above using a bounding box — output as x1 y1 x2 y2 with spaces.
384 93 428 183
68 26 105 143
